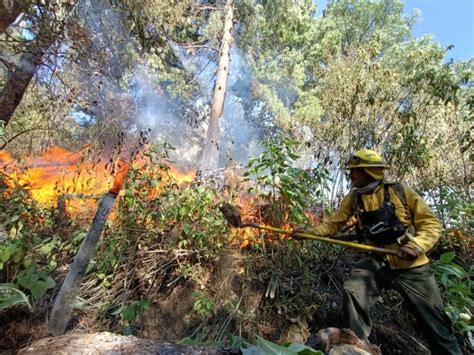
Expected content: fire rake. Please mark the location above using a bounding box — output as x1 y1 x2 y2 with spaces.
219 203 399 256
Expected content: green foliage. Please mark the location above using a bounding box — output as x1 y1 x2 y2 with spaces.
16 267 56 300
192 290 214 318
0 189 59 271
237 0 319 126
0 185 60 308
0 284 32 310
434 187 474 233
321 0 415 53
241 335 323 355
244 137 328 225
112 299 151 325
238 0 317 51
111 144 228 261
432 252 474 345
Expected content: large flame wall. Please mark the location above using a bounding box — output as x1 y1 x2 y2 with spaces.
0 147 195 215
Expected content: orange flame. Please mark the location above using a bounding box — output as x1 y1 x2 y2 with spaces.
0 147 195 215
1 147 116 217
109 161 129 195
1 148 312 249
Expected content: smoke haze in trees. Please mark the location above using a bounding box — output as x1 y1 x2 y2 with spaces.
70 0 265 170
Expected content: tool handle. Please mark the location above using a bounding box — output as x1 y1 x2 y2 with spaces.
251 224 399 256
49 193 116 336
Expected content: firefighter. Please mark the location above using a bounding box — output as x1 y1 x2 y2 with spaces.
295 149 461 355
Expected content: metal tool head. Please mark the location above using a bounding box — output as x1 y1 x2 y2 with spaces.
219 203 244 228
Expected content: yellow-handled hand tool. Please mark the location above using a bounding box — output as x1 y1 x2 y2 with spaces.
219 203 399 256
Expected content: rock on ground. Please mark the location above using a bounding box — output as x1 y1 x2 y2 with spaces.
18 331 239 355
308 327 381 355
18 328 381 354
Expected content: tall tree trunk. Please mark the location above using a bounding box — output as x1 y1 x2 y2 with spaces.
0 0 28 33
199 0 234 173
0 25 57 125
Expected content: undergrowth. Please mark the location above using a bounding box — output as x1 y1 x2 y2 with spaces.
0 140 472 353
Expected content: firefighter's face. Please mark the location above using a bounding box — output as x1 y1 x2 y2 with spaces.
349 168 373 188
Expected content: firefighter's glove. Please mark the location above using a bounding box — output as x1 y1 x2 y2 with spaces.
396 245 420 261
291 227 312 240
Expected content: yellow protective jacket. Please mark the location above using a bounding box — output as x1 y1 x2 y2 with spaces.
309 183 441 269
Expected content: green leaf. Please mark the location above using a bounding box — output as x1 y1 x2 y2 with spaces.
29 280 48 299
0 284 32 310
73 297 87 310
121 304 136 323
39 244 53 255
110 304 125 315
2 244 17 262
181 205 190 217
22 255 32 267
287 343 323 354
241 345 266 355
44 276 56 289
183 224 192 234
254 335 295 354
18 269 38 289
440 251 455 263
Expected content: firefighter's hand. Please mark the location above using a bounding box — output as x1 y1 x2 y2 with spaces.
291 227 311 240
396 245 420 260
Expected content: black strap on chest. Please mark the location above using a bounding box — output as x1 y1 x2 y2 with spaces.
353 184 407 246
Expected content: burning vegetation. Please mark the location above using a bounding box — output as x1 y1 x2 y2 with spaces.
0 142 472 354
1 0 472 352
0 146 195 211
0 143 325 347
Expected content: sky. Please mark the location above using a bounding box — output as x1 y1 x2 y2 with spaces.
316 0 474 61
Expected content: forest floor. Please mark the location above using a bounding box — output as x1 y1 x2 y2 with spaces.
2 246 460 354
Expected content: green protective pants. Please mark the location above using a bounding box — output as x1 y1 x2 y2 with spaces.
343 258 462 355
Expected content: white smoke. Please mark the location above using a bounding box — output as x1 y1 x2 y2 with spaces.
134 44 266 170
71 1 266 170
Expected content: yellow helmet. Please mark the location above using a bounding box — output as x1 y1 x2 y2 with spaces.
346 149 389 169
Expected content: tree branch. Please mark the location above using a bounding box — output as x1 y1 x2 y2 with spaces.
0 54 15 71
0 127 49 150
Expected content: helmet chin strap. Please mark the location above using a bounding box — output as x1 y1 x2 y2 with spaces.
352 180 382 194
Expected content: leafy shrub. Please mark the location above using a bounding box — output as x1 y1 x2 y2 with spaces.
434 187 473 233
432 251 474 348
108 143 229 262
244 138 329 225
192 290 214 318
80 144 229 325
0 185 59 307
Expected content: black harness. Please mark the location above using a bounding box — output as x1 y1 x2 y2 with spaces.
354 184 408 246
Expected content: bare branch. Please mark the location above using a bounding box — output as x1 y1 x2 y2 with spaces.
0 54 15 71
0 127 50 150
166 36 219 53
195 5 219 11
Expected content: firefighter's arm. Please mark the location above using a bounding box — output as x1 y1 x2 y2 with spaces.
404 185 441 253
294 194 354 238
